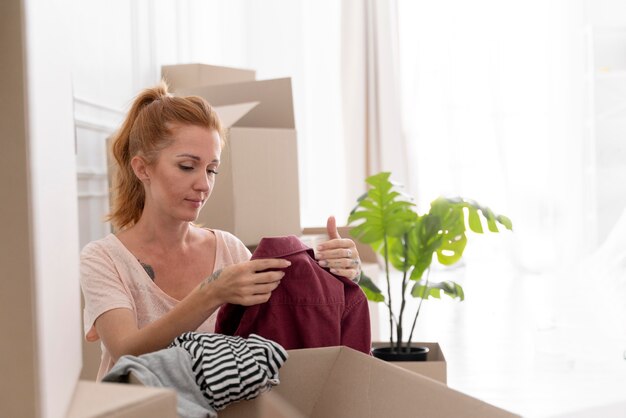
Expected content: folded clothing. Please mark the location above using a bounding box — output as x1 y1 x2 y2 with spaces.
170 332 288 411
102 346 216 418
102 333 287 418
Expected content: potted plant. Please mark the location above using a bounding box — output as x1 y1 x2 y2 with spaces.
348 172 512 362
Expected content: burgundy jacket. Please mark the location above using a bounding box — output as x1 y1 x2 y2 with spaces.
215 235 371 354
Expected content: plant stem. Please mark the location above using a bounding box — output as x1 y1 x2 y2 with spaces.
397 269 407 352
407 267 431 347
383 235 394 351
398 235 409 352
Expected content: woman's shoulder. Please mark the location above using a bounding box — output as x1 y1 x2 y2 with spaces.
80 234 123 258
208 228 244 247
206 228 251 261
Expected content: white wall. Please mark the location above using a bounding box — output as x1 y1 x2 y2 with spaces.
585 0 626 26
25 0 82 416
1 0 81 417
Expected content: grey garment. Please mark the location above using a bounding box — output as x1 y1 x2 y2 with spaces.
102 346 216 418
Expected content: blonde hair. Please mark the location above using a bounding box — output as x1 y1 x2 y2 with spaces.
107 80 224 230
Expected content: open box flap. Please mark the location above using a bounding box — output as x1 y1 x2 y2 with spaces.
213 102 260 129
67 381 177 418
273 347 520 418
310 347 519 418
162 63 256 91
177 78 295 129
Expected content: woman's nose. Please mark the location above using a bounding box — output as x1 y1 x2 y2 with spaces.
194 172 211 192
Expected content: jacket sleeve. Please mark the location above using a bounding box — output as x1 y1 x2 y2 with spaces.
340 287 372 355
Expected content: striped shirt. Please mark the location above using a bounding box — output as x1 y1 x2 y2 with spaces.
170 332 288 410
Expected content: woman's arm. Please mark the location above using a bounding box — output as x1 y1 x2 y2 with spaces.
94 258 289 362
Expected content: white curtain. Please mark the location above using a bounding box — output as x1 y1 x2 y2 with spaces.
396 0 587 272
238 0 347 228
341 0 410 203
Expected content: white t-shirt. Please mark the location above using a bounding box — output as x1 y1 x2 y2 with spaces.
80 229 251 380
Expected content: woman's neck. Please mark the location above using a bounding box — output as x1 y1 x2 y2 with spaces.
123 215 195 253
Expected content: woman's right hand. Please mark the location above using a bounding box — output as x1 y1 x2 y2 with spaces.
205 258 290 306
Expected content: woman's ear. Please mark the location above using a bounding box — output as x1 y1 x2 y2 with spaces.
130 156 150 183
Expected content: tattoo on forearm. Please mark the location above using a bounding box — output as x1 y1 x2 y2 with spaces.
139 261 155 280
201 268 223 288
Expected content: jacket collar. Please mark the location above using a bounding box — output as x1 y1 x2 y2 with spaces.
253 235 313 259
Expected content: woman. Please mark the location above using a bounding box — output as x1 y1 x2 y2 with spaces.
80 82 361 380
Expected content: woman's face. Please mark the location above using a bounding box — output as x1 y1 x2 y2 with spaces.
144 124 222 223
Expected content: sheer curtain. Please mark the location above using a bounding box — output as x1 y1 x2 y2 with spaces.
397 0 587 273
237 0 347 228
341 0 409 200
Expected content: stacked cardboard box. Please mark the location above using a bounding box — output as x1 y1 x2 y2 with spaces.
162 64 301 247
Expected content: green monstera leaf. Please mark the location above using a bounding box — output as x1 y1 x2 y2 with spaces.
407 214 443 281
358 273 385 303
429 197 467 266
411 280 465 301
427 197 513 267
348 172 415 251
461 199 513 233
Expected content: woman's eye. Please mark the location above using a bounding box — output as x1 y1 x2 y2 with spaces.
179 165 193 171
207 169 219 175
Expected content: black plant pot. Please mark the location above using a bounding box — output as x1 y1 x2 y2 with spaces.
372 345 429 362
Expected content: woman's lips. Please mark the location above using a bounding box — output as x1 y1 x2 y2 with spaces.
186 199 203 208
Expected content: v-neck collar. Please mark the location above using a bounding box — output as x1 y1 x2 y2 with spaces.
107 230 220 303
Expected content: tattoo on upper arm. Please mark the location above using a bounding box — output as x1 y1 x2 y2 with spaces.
139 261 155 280
201 268 223 288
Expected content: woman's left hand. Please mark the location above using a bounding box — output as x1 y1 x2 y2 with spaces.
315 216 362 281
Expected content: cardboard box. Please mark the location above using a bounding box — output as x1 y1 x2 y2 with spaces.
66 380 177 418
203 124 300 247
177 77 296 130
219 346 518 418
162 65 302 246
162 63 256 91
371 341 447 384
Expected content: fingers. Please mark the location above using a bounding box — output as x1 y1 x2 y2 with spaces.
254 270 285 284
317 253 361 281
314 233 361 281
316 248 355 260
316 241 361 266
244 292 274 306
328 267 361 281
317 257 360 270
237 273 283 306
253 280 282 294
238 278 281 301
316 238 355 251
209 260 287 306
326 216 341 240
247 258 291 272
